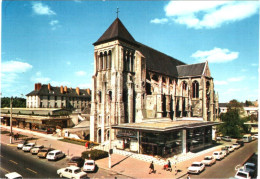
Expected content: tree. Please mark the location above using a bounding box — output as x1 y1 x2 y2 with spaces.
218 100 249 138
245 100 254 107
227 99 244 115
1 97 26 108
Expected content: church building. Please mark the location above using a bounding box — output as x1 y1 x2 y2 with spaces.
90 18 219 157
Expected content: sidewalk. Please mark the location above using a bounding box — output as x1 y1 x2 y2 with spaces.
0 125 224 178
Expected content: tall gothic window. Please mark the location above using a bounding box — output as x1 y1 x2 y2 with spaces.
192 81 199 98
182 81 187 91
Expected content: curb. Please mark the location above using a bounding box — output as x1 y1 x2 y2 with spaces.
97 166 136 179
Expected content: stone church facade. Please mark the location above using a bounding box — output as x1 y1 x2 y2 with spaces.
90 18 219 152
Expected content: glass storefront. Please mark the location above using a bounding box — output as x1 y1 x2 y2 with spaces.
140 130 182 158
186 126 212 152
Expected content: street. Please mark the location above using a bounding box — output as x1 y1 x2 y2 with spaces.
190 140 258 178
0 143 130 178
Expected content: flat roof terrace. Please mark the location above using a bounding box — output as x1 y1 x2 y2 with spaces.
112 120 219 132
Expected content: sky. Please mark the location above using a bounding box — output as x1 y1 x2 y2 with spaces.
1 1 259 103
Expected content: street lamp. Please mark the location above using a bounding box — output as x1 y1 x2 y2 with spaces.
10 96 13 144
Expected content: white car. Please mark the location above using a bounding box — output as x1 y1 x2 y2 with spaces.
22 143 35 152
57 166 88 179
226 145 235 152
5 172 23 179
232 143 240 149
201 156 216 166
83 160 96 172
187 162 205 174
17 141 28 149
46 150 65 161
235 170 251 179
30 145 44 154
213 151 225 160
252 134 258 139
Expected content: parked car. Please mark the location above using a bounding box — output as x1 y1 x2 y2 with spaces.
226 145 235 152
37 148 55 158
17 140 28 149
237 140 244 147
243 162 256 177
201 156 216 166
235 170 251 179
252 134 258 139
30 145 44 155
68 156 84 167
46 150 65 161
83 160 96 172
187 162 205 174
5 172 23 179
222 136 232 142
213 151 225 160
57 166 88 179
221 147 229 156
216 136 221 141
243 134 252 143
232 143 240 149
22 143 35 152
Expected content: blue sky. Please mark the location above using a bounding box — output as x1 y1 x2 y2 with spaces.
1 1 259 103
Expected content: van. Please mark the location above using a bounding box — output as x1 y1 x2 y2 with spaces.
46 150 65 161
243 134 252 143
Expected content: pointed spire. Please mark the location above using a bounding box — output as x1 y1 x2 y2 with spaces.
93 18 138 46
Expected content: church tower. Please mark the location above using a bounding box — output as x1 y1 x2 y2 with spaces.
90 18 143 143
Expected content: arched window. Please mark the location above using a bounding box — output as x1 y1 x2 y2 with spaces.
182 81 187 91
192 81 199 98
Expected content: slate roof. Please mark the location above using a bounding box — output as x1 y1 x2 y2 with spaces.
138 43 185 77
26 84 91 98
177 62 206 77
93 18 138 46
219 103 228 107
94 18 207 78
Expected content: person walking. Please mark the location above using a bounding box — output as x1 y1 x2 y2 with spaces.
167 160 172 172
149 161 155 174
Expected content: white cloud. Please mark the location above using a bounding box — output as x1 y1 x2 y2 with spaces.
49 20 60 30
214 80 228 85
241 69 248 72
50 20 59 26
75 71 87 76
32 2 56 16
161 1 259 29
31 77 51 83
50 81 71 87
66 61 71 65
74 0 81 3
2 60 33 73
227 76 245 82
78 83 92 89
251 63 258 66
150 18 168 24
191 47 239 63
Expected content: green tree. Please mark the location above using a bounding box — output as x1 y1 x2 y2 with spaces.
218 100 249 138
245 100 253 107
1 97 26 108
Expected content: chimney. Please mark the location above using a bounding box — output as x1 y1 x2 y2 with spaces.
86 88 91 95
60 86 64 94
37 83 42 91
35 83 37 91
64 86 68 93
48 83 51 91
76 87 80 95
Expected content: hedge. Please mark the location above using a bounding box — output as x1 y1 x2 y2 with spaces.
82 149 108 160
63 137 99 145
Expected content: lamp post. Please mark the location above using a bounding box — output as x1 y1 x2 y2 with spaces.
10 96 13 144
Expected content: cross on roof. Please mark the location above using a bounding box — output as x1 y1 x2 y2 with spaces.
116 7 119 18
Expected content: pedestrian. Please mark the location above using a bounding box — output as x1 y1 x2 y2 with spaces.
167 160 172 172
149 161 155 174
187 174 190 179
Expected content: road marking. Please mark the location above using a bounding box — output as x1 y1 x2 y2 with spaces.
9 160 18 165
26 168 37 174
0 167 10 173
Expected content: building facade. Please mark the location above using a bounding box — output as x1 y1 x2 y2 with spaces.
26 83 91 111
90 18 219 157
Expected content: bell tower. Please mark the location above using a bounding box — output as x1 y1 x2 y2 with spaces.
90 18 140 143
